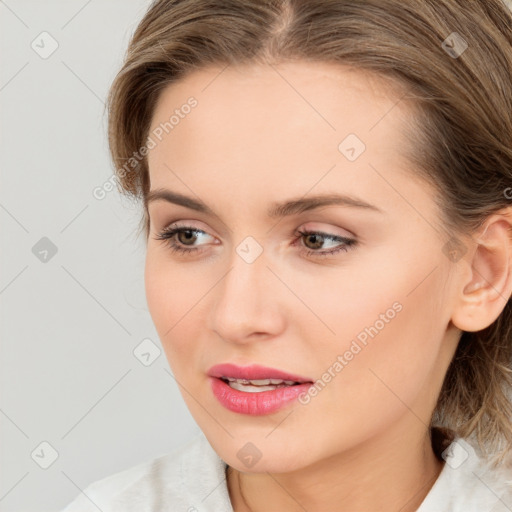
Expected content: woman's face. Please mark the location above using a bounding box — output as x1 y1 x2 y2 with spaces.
145 61 462 472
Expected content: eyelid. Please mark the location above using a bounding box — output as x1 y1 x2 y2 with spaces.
150 208 231 238
300 222 355 239
163 223 216 243
158 220 216 237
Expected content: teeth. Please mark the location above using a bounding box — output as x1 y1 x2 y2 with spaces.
223 377 298 386
250 379 273 385
228 382 279 392
223 377 299 392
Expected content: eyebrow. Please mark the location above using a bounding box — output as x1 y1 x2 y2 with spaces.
145 188 384 218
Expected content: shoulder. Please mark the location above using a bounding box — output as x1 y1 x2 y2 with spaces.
418 437 512 512
60 432 232 512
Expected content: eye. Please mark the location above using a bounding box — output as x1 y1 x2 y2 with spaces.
153 224 214 255
153 224 357 258
294 229 357 257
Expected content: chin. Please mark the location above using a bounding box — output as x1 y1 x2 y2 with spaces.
207 433 316 474
227 454 307 474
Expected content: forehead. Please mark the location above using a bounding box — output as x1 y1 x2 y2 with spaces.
148 60 406 138
145 61 431 221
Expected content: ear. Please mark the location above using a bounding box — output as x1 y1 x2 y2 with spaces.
450 207 512 333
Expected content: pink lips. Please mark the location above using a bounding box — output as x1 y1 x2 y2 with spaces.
208 363 314 415
208 363 312 383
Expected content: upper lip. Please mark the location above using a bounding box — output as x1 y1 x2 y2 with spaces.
208 363 313 383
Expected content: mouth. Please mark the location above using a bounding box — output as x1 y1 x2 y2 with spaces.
207 363 314 415
208 363 312 388
219 376 305 392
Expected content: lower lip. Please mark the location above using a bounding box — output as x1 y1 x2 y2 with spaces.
209 377 313 415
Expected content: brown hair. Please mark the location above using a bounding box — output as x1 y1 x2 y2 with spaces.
106 0 512 467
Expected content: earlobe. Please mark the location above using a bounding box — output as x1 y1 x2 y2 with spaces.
450 210 512 333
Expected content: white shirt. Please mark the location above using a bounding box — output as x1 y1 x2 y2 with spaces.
62 433 512 511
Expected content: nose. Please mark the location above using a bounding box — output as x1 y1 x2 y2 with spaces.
208 243 286 344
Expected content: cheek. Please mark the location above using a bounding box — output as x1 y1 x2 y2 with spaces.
144 252 210 366
329 313 442 448
296 248 448 409
145 254 185 353
144 253 170 331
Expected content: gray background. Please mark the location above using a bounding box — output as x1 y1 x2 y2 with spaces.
1 2 200 511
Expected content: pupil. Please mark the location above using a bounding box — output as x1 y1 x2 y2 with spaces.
179 230 195 245
306 234 323 249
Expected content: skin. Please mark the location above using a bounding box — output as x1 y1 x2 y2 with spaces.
144 61 512 511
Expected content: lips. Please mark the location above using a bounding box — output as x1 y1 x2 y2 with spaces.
208 363 314 415
207 363 312 383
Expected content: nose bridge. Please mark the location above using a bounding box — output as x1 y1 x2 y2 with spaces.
209 237 283 341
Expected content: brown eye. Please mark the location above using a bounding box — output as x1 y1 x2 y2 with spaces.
176 229 198 246
154 225 213 255
302 232 325 250
296 229 357 257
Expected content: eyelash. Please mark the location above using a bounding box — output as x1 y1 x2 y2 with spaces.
153 224 357 258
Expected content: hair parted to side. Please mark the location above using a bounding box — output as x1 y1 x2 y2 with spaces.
106 0 512 467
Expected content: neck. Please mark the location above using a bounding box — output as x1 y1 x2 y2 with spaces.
227 422 445 512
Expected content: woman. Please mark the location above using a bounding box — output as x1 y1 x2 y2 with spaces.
63 0 512 510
